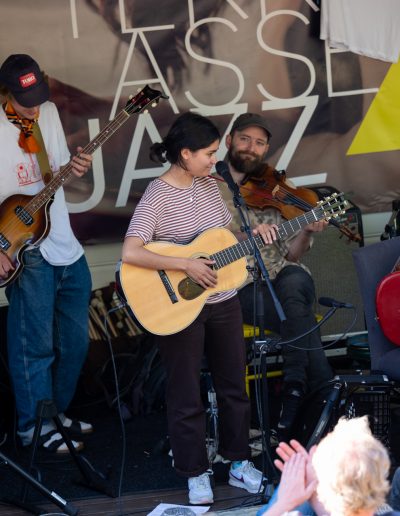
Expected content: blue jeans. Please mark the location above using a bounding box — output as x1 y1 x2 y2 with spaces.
6 249 91 440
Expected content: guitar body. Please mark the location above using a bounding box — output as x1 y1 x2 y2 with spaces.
0 193 52 287
117 193 348 336
117 227 248 335
376 270 400 346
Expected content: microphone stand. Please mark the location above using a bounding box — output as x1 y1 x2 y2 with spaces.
224 178 285 502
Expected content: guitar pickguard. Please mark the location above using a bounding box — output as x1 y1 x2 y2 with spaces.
178 276 205 300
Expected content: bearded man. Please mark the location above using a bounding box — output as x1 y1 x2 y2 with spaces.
218 113 333 440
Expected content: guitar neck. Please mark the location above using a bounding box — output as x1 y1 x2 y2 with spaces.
211 205 325 270
23 84 166 216
27 109 130 214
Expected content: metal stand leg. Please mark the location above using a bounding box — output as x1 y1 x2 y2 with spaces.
258 343 280 502
0 451 78 515
21 399 115 503
306 382 342 449
204 371 219 467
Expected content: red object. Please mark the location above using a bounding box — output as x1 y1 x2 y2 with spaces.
376 270 400 345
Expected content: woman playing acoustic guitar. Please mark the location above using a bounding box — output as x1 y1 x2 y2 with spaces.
120 112 277 505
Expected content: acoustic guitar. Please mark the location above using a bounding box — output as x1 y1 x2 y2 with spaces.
117 193 348 336
376 256 400 345
0 85 167 288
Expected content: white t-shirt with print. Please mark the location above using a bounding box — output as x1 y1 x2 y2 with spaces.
0 101 84 265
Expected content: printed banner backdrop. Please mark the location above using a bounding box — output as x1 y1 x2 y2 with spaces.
0 0 399 243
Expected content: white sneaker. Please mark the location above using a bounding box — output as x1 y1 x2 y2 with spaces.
228 460 264 493
188 472 214 504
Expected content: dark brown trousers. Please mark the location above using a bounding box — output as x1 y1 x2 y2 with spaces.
156 295 251 477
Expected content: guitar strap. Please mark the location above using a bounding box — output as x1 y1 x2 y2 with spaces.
32 122 53 185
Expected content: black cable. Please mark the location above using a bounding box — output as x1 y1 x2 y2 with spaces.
255 305 358 354
102 304 129 516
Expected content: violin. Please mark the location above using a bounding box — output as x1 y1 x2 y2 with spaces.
239 165 362 243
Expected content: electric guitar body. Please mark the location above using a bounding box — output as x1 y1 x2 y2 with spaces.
0 194 53 286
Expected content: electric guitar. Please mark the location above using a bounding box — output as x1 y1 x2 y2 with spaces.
117 193 349 336
0 85 167 288
376 256 400 345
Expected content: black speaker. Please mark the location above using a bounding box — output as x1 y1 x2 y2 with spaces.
292 375 392 449
301 186 365 338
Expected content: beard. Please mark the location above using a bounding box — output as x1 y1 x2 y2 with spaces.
227 147 266 178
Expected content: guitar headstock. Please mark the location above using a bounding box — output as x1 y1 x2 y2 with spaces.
124 85 168 116
318 192 349 219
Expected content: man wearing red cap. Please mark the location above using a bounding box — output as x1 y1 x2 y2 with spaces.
0 54 93 453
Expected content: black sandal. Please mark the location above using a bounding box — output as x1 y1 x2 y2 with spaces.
38 430 84 454
63 418 93 435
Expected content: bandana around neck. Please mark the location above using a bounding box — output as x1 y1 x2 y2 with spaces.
3 100 40 153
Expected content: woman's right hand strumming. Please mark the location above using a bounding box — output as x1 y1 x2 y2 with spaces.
184 257 217 289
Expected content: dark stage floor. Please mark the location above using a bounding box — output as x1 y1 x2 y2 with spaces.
1 367 399 516
0 403 268 516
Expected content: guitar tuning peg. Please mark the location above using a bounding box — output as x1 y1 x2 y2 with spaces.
137 87 142 92
143 109 148 114
128 95 133 100
151 102 157 107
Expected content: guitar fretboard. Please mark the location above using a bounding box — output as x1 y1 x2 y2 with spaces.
20 85 163 217
25 110 130 215
210 206 324 270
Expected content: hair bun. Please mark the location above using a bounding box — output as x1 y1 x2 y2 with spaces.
149 141 167 163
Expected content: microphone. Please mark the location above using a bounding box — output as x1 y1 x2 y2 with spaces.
318 296 354 309
215 161 240 197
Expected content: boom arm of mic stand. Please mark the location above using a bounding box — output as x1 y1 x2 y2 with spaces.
256 306 338 355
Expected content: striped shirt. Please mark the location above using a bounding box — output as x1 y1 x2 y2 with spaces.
126 175 236 304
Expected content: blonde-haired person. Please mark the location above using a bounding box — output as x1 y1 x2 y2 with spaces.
312 416 394 516
260 416 399 516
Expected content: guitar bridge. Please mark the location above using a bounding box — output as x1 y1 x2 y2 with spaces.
158 270 178 304
0 233 10 250
15 205 33 226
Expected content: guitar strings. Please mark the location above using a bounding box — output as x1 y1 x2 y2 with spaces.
0 93 154 240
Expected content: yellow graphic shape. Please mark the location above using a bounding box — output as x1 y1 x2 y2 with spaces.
347 60 400 155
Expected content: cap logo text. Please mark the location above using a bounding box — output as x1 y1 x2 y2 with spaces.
19 72 37 88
